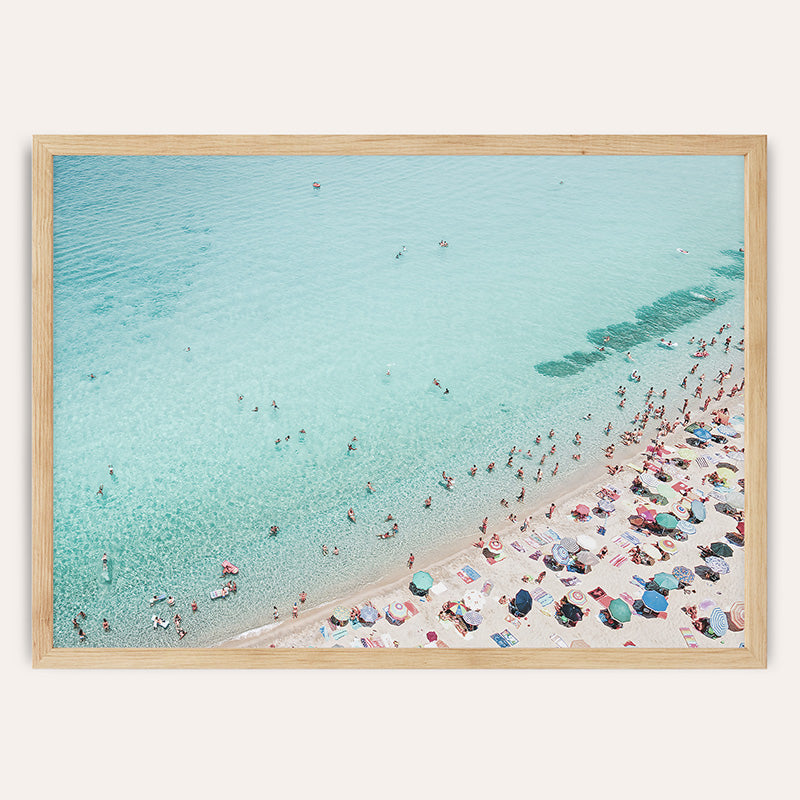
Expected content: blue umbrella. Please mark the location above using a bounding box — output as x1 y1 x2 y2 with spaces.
642 590 668 613
359 606 378 623
717 425 738 437
512 589 533 616
677 520 696 535
552 543 570 566
693 428 712 441
709 607 729 636
690 500 706 521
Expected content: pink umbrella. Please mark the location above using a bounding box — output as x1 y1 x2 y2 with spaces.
487 539 503 554
575 504 590 515
637 506 656 523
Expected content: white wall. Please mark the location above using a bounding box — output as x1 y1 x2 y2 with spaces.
2 2 795 797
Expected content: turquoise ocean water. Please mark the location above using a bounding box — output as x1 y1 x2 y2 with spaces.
52 155 744 647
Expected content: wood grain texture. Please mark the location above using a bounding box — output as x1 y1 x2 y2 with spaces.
31 135 767 668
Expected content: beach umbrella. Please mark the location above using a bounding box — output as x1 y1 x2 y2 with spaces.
560 602 583 622
672 502 690 520
690 500 707 521
359 606 378 623
560 537 580 554
411 571 434 592
717 425 738 437
650 494 670 506
710 542 734 558
463 589 484 611
677 520 696 535
641 473 660 490
693 428 712 441
716 462 739 473
672 566 694 584
637 506 657 523
609 598 632 623
656 485 679 504
730 415 745 432
653 572 680 590
576 534 599 551
659 538 678 554
575 550 600 566
716 468 736 487
675 448 695 461
703 556 730 575
727 492 745 511
387 602 410 622
552 543 571 566
728 601 745 631
462 611 483 627
736 521 745 534
656 513 678 531
332 607 351 624
709 607 729 637
567 589 587 607
487 539 504 554
642 590 668 613
447 601 468 616
574 504 591 516
598 499 615 514
512 590 533 616
728 450 745 462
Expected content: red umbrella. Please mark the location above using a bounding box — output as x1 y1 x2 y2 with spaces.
736 521 744 534
575 504 590 516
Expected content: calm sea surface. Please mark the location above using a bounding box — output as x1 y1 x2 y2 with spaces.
52 155 744 646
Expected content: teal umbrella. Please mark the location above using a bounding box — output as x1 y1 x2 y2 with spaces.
655 513 678 530
710 542 734 558
411 571 434 592
653 572 680 591
609 598 632 623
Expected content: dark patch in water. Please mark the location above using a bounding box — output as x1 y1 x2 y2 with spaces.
535 286 733 378
711 262 744 280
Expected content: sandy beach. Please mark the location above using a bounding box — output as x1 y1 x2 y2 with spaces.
222 349 746 651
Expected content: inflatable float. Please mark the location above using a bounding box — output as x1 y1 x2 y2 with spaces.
658 339 677 349
210 587 230 600
149 593 167 606
691 350 709 358
151 615 168 629
312 182 321 189
222 560 239 575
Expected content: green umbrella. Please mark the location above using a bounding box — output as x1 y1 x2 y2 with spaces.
710 542 734 558
411 571 434 592
656 513 678 530
653 572 680 591
609 598 632 623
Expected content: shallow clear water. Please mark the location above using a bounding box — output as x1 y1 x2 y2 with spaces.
52 155 744 646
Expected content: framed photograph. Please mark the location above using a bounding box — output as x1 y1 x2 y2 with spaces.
32 135 766 668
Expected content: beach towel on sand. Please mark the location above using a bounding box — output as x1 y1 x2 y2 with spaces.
502 629 519 645
404 601 419 616
679 627 699 648
456 570 475 584
505 614 521 628
430 582 448 596
609 554 628 567
481 581 494 596
511 541 525 553
491 633 511 647
549 633 569 648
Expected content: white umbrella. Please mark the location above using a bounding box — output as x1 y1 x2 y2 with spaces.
727 492 745 510
462 589 484 611
576 534 599 551
641 473 660 490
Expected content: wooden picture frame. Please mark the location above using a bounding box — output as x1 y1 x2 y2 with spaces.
32 135 766 668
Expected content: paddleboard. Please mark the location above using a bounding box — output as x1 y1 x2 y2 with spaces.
210 588 228 600
149 593 167 606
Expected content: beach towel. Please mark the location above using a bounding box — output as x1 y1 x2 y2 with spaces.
504 614 521 628
332 628 348 640
481 581 494 596
672 481 690 494
694 456 713 469
511 541 526 553
631 575 648 588
544 528 561 543
549 633 569 648
351 619 363 629
560 576 581 587
463 565 481 581
589 587 607 600
491 633 510 647
612 536 630 550
379 634 395 648
619 592 636 605
538 604 555 617
430 582 448 596
528 532 547 546
609 554 628 567
456 570 475 584
319 626 330 640
528 551 542 561
404 601 420 616
570 639 591 648
621 531 641 545
502 629 519 646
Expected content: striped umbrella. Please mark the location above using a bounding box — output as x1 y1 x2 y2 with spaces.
676 520 696 535
462 611 483 626
598 499 615 514
552 543 570 565
659 538 678 554
576 534 599 551
447 601 467 616
672 566 694 584
709 607 729 637
703 556 730 575
653 572 679 590
609 598 632 623
567 589 587 607
387 602 410 621
332 607 351 623
359 606 378 623
672 502 690 520
575 550 600 566
642 591 668 613
641 473 660 490
728 601 745 631
487 539 504 554
561 537 580 554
